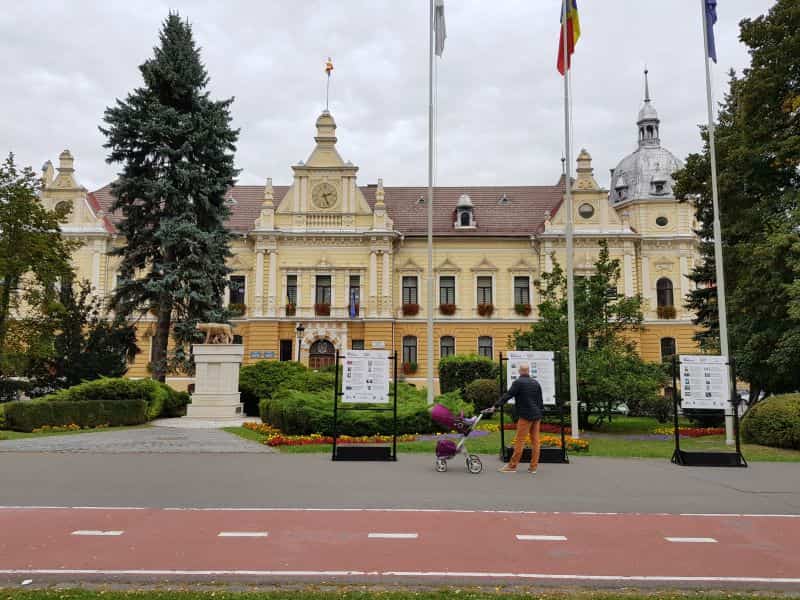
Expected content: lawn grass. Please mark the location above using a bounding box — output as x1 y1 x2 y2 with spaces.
0 424 151 441
0 590 793 600
223 420 800 462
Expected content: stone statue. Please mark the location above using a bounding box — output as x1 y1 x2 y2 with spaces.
197 323 234 345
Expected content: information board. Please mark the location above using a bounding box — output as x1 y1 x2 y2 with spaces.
679 355 729 410
506 351 557 406
342 350 390 404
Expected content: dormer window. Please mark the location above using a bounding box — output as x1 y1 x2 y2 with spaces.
454 193 475 229
497 194 511 206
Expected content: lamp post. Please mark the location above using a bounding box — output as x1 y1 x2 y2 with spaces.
296 323 305 363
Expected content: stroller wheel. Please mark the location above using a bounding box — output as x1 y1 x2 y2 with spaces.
467 454 483 474
435 458 448 472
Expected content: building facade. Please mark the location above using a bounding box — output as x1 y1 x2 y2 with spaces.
40 84 699 393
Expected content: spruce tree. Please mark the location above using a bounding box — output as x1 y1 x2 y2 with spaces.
101 13 239 381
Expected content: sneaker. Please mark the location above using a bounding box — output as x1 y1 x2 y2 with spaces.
498 465 517 473
527 467 538 474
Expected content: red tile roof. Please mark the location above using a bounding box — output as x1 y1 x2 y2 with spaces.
91 181 564 237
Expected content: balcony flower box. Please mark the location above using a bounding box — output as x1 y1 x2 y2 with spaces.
477 303 494 317
402 303 420 316
514 303 532 316
228 303 246 317
285 303 296 316
439 303 456 316
657 305 677 319
402 361 418 375
314 302 331 316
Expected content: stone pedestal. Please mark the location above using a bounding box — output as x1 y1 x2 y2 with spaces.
186 344 244 419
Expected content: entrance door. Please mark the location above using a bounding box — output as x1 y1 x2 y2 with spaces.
279 339 293 361
309 339 336 370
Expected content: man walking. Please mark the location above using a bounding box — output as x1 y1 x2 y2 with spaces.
491 364 544 474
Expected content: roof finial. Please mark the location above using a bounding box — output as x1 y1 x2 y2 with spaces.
644 67 651 103
561 155 566 175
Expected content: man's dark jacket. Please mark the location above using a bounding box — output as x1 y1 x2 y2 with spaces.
495 375 544 421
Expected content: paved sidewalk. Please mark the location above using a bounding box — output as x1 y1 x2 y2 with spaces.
0 426 273 454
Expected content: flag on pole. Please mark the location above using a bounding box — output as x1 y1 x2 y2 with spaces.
705 0 718 63
325 57 334 75
557 0 581 75
349 288 357 319
434 0 446 57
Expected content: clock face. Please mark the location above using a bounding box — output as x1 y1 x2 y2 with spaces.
312 182 337 209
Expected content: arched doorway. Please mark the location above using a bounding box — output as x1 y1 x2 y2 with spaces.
309 339 336 369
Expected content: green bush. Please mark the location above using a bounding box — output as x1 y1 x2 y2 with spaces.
239 360 311 416
741 394 800 449
36 378 188 420
640 394 673 423
464 378 499 414
261 382 472 436
438 354 498 394
0 403 7 429
4 399 148 432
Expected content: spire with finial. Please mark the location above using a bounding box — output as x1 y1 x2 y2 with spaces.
644 67 651 103
262 177 274 207
375 178 385 207
637 68 660 148
255 177 275 230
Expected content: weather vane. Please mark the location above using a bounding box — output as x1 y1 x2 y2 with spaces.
324 57 334 111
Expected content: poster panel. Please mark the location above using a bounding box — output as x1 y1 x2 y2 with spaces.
342 350 390 404
678 354 729 410
507 351 556 406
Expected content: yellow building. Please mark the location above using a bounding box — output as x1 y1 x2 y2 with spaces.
40 86 699 395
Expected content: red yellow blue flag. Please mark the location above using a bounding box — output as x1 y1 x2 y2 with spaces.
557 0 581 75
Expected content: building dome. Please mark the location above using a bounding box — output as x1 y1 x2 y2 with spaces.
609 70 683 205
457 194 473 208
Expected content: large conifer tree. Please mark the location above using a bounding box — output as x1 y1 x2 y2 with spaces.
101 13 239 381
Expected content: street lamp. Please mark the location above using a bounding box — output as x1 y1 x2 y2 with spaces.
296 323 305 363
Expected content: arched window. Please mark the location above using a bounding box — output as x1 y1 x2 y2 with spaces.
656 278 674 308
402 336 417 365
460 211 471 227
660 337 676 362
440 336 455 358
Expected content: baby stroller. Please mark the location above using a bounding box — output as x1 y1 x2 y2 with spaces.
430 404 490 474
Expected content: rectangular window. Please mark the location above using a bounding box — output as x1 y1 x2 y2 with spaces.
514 276 530 305
402 336 418 364
351 339 365 350
440 336 455 358
478 336 493 359
229 275 246 305
439 276 455 305
402 276 418 305
477 276 493 305
233 334 243 345
286 275 297 305
280 339 293 361
349 275 360 312
315 275 331 305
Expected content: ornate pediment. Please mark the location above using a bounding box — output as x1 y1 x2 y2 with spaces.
508 258 536 273
397 257 423 273
471 257 497 272
435 257 461 273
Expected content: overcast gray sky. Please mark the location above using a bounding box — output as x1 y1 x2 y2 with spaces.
1 1 774 192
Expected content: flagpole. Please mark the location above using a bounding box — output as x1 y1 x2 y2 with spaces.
426 0 435 403
701 0 733 445
562 1 580 438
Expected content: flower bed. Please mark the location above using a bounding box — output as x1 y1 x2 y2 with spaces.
31 423 110 433
243 422 417 447
653 426 725 437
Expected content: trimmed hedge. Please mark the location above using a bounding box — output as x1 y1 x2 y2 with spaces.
464 378 499 414
741 394 800 449
438 354 498 394
4 399 148 432
37 378 188 420
239 360 310 416
261 382 471 436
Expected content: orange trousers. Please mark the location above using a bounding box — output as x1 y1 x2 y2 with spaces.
508 418 541 470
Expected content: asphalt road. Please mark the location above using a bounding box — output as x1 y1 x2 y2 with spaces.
1 452 799 514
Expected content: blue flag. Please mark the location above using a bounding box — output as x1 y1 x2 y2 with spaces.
706 0 718 63
349 289 357 318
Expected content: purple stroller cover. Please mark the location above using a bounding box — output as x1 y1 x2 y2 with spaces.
436 438 458 458
431 403 456 430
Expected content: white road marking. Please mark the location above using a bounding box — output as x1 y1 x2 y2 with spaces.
665 537 717 543
217 532 268 538
1 568 799 584
368 533 418 539
516 535 567 541
71 530 124 537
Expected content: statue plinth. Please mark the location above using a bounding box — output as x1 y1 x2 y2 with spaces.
186 344 244 419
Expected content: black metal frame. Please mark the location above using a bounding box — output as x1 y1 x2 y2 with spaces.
670 355 747 468
498 351 569 464
332 350 398 462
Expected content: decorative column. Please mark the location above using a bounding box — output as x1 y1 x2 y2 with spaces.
91 241 102 294
254 249 265 317
369 249 378 317
267 249 278 317
679 251 690 318
623 247 634 297
382 250 390 317
641 253 651 310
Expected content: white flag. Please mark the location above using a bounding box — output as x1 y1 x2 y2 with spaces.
434 0 446 57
